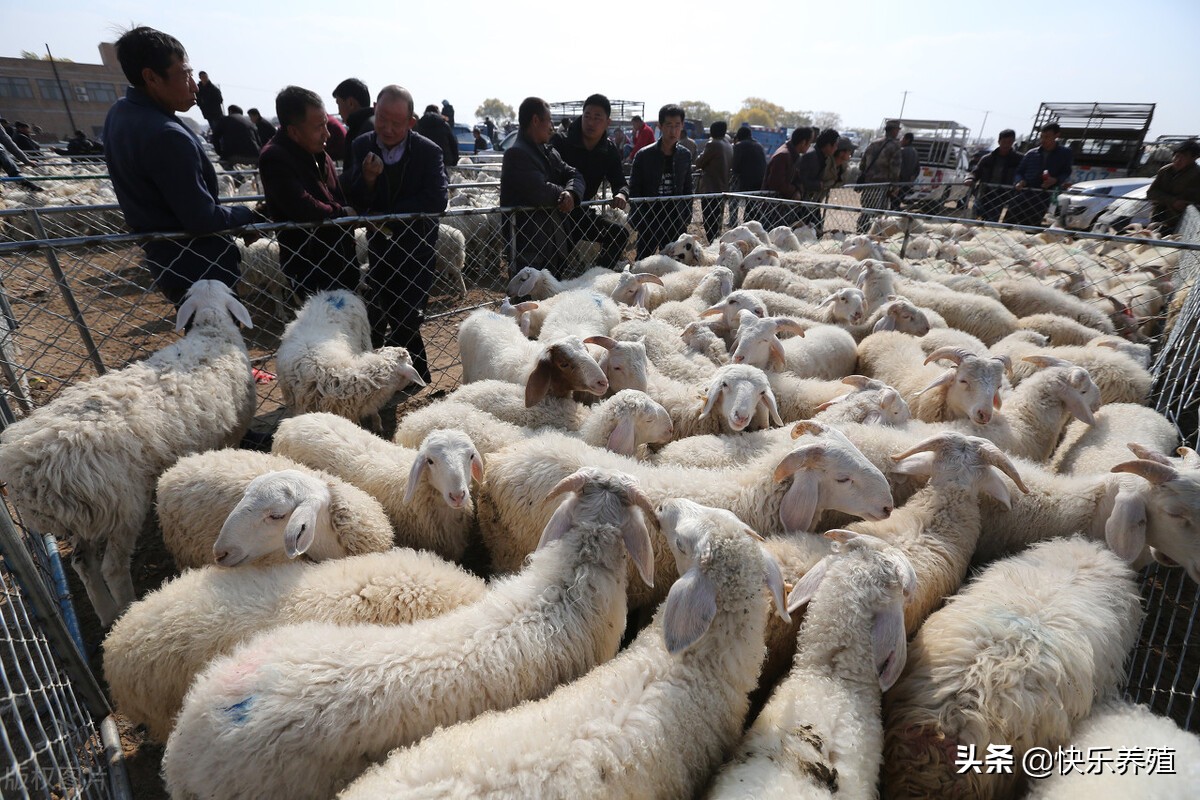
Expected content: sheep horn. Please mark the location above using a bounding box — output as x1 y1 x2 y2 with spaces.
584 335 618 350
1128 443 1172 465
1178 447 1200 469
1112 459 1178 485
1021 354 1072 370
545 469 595 500
992 354 1013 379
923 347 971 366
976 439 1030 494
771 317 807 337
636 273 665 286
889 433 952 462
1092 339 1121 350
841 375 877 390
620 479 660 529
791 420 827 439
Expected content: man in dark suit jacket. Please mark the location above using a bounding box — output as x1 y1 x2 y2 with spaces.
415 104 459 172
344 85 449 381
500 96 585 279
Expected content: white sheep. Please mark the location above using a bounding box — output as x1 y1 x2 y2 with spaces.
505 265 615 299
457 309 609 404
0 280 256 627
274 290 425 431
271 414 482 561
534 288 621 342
411 378 589 431
707 530 914 799
1051 402 1179 475
991 337 1153 406
103 547 485 742
729 311 858 380
1016 312 1111 345
992 277 1117 333
649 266 737 329
882 538 1143 799
157 448 393 570
1023 701 1200 798
478 421 894 607
613 317 725 384
857 334 1011 425
162 467 657 800
647 363 784 438
337 498 789 800
892 275 1020 345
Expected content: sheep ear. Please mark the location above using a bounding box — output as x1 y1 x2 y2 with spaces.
224 294 254 330
768 337 787 371
760 547 791 622
862 410 884 425
469 451 484 483
786 557 829 613
284 496 324 558
873 314 897 332
780 468 820 534
525 353 554 407
405 454 429 504
175 293 201 332
890 452 935 477
633 284 650 309
606 416 638 457
620 508 655 588
663 565 718 654
515 271 541 297
980 466 1013 510
1105 485 1148 563
914 369 955 396
537 495 579 550
698 381 723 420
873 600 909 690
759 390 784 427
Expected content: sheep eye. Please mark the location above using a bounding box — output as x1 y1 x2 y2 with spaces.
836 477 851 484
427 457 434 465
721 382 729 388
959 379 968 385
268 512 287 521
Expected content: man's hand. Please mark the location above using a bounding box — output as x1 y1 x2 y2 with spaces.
557 191 575 213
1015 180 1027 190
362 152 383 185
612 194 628 211
1041 175 1057 189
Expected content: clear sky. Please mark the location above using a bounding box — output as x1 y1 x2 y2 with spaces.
3 0 1198 144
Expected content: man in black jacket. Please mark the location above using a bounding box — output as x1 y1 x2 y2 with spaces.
247 108 277 146
548 93 631 268
212 105 261 177
500 96 585 279
629 103 693 258
195 71 223 126
969 128 1022 222
344 85 448 381
415 104 459 172
332 77 374 173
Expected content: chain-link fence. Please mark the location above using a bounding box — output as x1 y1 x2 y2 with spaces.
0 176 1198 793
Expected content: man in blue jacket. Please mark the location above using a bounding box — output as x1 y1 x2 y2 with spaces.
629 103 693 258
344 85 448 382
1009 122 1073 227
104 26 259 306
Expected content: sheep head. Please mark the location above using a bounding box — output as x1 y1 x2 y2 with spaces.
585 336 649 393
525 336 609 406
889 432 1028 508
610 268 665 309
918 348 1009 425
405 429 483 511
818 287 866 325
215 470 333 567
177 279 253 332
601 390 673 456
1109 459 1200 583
873 296 931 336
730 313 806 371
699 364 782 432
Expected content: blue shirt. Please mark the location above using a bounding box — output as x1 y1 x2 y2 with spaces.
104 87 254 280
1013 144 1073 188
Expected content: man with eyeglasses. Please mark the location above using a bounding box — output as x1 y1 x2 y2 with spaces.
629 103 694 258
548 93 631 268
104 26 259 306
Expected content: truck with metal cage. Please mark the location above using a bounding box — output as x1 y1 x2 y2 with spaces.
1025 102 1155 184
883 118 972 212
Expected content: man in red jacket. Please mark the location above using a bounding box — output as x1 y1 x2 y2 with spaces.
630 114 656 158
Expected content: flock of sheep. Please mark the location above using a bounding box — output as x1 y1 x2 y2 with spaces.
0 191 1198 798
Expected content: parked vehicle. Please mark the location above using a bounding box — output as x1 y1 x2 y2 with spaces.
888 118 972 212
1055 177 1151 230
1092 184 1154 232
453 124 490 155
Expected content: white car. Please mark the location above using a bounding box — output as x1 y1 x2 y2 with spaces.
1092 184 1155 233
1056 177 1151 230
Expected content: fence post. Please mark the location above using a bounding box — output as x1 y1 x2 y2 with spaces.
899 214 914 259
25 209 107 377
0 277 33 418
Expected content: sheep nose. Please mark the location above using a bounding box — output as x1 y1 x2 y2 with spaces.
881 505 893 518
448 490 466 507
213 548 229 564
732 354 745 364
975 411 991 424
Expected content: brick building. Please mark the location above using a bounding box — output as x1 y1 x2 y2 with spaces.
0 43 126 142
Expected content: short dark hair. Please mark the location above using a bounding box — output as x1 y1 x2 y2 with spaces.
901 132 914 144
518 96 549 129
227 104 243 115
331 78 370 108
734 125 753 142
710 121 728 139
884 120 901 131
658 104 685 125
789 126 813 146
998 129 1017 140
582 93 611 118
114 26 187 87
1041 122 1061 134
815 128 840 149
424 104 440 114
247 108 261 118
275 86 323 130
198 70 208 78
1176 140 1200 158
631 115 643 124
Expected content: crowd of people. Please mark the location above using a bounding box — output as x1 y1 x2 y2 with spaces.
5 23 1193 397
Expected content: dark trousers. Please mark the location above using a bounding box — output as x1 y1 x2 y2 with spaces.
566 208 631 268
1007 190 1051 227
701 197 726 242
974 187 1014 222
145 237 241 308
0 148 20 178
279 226 359 303
632 201 689 259
364 231 435 381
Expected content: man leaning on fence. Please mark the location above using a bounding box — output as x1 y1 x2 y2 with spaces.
762 126 811 229
629 104 694 258
259 85 359 302
855 120 902 232
1009 122 1072 227
104 26 259 306
1147 139 1200 236
500 96 585 279
968 128 1021 222
549 93 632 269
344 85 448 383
694 120 733 242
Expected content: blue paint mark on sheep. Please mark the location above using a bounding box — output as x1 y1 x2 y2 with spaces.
222 696 255 726
591 293 604 308
326 294 346 311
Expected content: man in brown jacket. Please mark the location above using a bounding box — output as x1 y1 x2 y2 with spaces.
762 126 812 228
694 120 733 240
1148 140 1200 235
